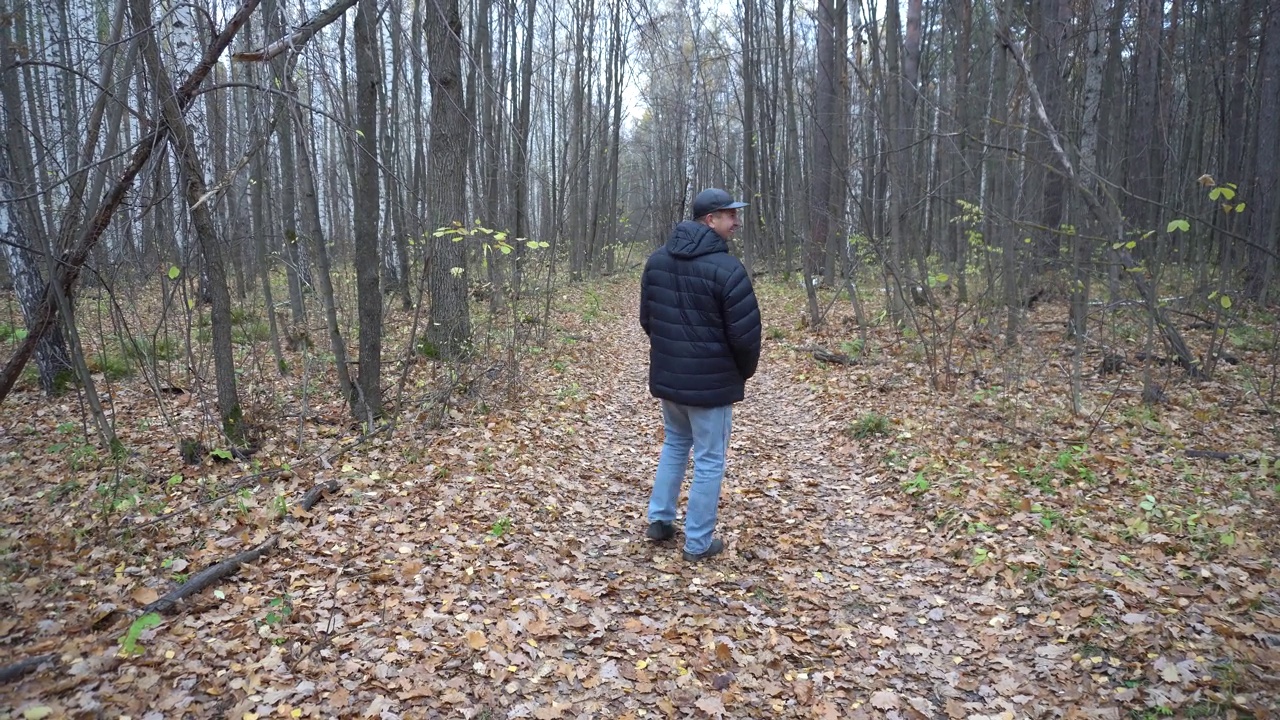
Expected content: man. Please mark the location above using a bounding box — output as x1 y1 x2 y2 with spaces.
639 188 762 562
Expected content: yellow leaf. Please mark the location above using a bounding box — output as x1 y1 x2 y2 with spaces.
22 707 54 720
635 659 649 670
244 714 259 720
1220 295 1232 309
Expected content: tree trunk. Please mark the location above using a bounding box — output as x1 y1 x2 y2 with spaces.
293 101 355 405
1243 0 1280 301
351 0 382 421
243 13 287 374
510 0 535 294
0 26 73 395
424 0 473 360
1030 0 1069 271
1124 0 1163 235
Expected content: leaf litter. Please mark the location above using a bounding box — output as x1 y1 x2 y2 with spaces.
0 276 1277 718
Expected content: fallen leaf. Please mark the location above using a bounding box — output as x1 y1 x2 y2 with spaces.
131 587 159 605
534 704 566 719
714 641 733 662
465 629 487 650
870 689 899 709
695 695 726 716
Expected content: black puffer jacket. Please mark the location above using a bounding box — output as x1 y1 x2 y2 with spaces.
639 221 762 407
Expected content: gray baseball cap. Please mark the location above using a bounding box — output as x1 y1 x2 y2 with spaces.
692 188 748 219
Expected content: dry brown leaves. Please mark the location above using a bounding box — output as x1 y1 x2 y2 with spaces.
0 276 1277 719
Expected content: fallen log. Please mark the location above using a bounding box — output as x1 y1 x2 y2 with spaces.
139 479 339 615
300 479 339 512
0 653 57 684
811 347 857 365
142 535 278 615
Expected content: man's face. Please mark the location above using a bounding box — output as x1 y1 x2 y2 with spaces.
706 208 741 240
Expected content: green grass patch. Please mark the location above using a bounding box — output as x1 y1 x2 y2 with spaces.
847 412 891 439
87 348 134 380
0 322 29 342
233 320 271 345
121 335 180 363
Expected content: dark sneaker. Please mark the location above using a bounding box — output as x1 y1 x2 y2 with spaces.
645 521 675 541
682 538 725 562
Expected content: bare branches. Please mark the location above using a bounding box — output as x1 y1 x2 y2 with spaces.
997 25 1203 378
231 0 360 63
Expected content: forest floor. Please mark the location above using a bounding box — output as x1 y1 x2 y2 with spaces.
1 275 1278 719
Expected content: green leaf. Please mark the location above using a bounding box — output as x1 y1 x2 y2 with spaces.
1219 531 1236 546
1220 295 1232 309
1125 240 1137 249
498 244 512 255
1166 219 1190 233
1235 202 1246 213
210 448 233 460
119 612 163 656
168 265 181 280
1210 186 1235 201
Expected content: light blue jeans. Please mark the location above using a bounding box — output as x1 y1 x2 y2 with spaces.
648 400 733 555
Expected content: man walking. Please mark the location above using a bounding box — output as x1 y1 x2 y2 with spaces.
639 188 762 562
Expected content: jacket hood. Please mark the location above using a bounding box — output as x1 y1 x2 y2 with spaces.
666 220 728 259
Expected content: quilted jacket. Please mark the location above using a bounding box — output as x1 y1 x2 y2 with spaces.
639 220 761 407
